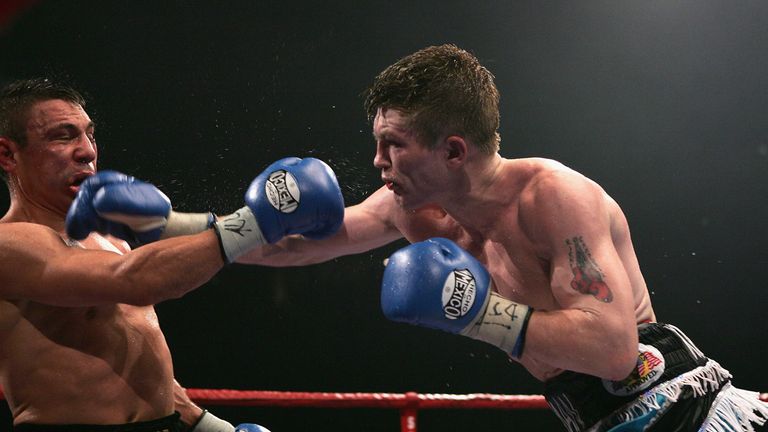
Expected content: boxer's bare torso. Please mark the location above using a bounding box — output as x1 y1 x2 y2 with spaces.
389 158 656 380
0 224 175 426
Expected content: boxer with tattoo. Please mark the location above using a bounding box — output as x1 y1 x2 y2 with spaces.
237 45 768 431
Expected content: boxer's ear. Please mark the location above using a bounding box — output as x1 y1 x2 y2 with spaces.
443 135 468 168
0 137 19 174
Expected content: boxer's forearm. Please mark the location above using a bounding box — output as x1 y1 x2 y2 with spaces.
238 209 404 267
105 231 225 306
522 308 638 381
236 234 347 266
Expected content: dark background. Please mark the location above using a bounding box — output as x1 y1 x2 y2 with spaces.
1 1 766 430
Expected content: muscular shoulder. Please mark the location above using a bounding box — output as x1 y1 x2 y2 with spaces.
517 161 611 252
356 186 399 221
333 186 405 246
0 223 129 256
0 222 68 249
522 160 603 206
0 223 76 275
349 186 458 243
0 223 68 300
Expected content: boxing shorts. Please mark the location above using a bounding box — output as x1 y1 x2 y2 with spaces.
14 412 184 432
544 323 768 431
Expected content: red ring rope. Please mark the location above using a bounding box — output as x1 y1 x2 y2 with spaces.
184 389 548 432
185 388 549 409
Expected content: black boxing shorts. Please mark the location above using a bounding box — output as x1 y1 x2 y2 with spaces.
14 412 183 432
543 323 768 431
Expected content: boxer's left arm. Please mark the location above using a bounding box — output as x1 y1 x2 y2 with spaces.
517 170 638 380
381 238 533 359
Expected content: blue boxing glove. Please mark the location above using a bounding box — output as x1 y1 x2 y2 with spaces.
213 157 344 262
235 425 272 432
66 170 137 241
247 156 344 241
381 237 533 359
65 170 214 246
190 410 271 432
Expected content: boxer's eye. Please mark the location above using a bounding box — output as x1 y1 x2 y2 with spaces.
55 134 73 141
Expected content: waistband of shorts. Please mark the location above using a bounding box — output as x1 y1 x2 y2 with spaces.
14 412 182 432
543 322 726 432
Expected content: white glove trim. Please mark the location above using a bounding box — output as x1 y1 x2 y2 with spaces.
161 211 215 239
95 211 167 232
190 410 235 432
460 292 532 358
213 206 267 263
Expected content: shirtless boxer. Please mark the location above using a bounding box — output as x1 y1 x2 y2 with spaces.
242 45 765 431
0 78 344 431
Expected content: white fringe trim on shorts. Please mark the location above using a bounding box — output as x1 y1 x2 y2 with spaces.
699 382 768 432
588 359 767 431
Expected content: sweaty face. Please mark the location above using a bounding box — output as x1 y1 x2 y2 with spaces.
372 108 448 210
14 99 97 214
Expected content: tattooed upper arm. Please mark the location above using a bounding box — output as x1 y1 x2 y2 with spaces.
522 169 629 309
566 236 613 303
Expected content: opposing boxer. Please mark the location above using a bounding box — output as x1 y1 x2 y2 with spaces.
0 78 343 431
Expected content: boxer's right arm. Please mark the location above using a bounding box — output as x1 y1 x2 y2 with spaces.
68 163 400 268
236 185 404 266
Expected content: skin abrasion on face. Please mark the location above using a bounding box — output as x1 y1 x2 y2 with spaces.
566 236 613 303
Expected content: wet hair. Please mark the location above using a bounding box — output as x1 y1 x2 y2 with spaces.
0 78 86 182
364 44 501 154
0 78 86 147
